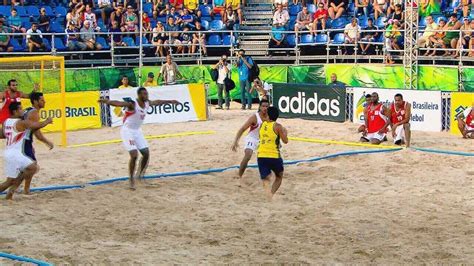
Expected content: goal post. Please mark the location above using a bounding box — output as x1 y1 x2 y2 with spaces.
0 56 67 146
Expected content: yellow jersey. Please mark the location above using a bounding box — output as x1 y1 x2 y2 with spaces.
118 85 131 89
143 80 157 87
228 0 240 9
257 121 280 159
184 0 199 10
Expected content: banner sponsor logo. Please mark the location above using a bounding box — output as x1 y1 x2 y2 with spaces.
109 84 207 127
273 83 345 122
21 91 102 132
352 88 442 132
450 92 474 135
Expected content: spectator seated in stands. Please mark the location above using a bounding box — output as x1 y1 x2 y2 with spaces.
312 2 328 34
109 4 125 31
80 20 102 50
273 3 289 28
7 8 26 35
344 18 361 49
443 14 462 57
165 16 181 53
294 6 312 33
83 4 98 29
153 0 167 18
274 0 288 8
184 0 199 14
418 15 437 55
389 4 404 26
179 26 192 54
0 19 13 52
98 0 113 25
224 6 238 30
192 20 207 55
152 21 166 56
66 3 85 29
212 0 225 19
388 20 403 50
109 20 126 47
123 5 138 35
328 0 347 20
454 0 471 18
355 0 369 17
227 0 242 24
454 17 474 58
387 0 402 17
26 22 46 52
359 18 379 55
179 8 195 28
66 21 87 51
426 19 446 56
373 0 387 20
37 8 50 33
268 22 289 56
142 12 152 40
169 0 184 10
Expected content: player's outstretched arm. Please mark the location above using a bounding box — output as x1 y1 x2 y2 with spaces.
231 116 257 151
149 99 180 106
98 98 134 109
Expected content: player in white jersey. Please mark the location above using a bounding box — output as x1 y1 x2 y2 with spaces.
231 99 270 182
0 102 53 200
99 87 180 190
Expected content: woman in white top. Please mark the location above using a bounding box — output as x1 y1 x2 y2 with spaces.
152 22 166 57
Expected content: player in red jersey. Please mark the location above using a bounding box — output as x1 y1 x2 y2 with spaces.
0 80 35 124
457 103 474 139
361 92 390 144
389 93 412 147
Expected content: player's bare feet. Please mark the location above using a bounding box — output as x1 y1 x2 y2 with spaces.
129 178 136 190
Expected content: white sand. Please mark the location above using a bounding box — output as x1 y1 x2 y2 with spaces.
0 102 473 264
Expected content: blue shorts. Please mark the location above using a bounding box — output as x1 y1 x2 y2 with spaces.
257 157 284 179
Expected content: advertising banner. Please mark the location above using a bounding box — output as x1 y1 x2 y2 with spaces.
352 88 442 131
450 92 474 135
21 91 102 132
109 84 207 127
273 83 346 122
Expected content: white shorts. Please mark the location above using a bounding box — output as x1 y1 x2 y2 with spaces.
365 132 386 142
393 125 406 143
121 128 149 152
244 136 259 152
4 150 34 178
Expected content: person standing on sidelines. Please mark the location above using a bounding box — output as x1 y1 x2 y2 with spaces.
212 55 231 110
157 55 183 85
231 100 270 182
361 92 389 144
22 92 54 194
0 79 36 124
457 103 474 139
257 106 288 200
235 49 254 110
389 93 412 147
0 102 53 200
99 87 180 190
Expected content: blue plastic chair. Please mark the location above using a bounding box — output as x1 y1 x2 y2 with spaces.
9 38 25 52
300 34 314 44
123 37 136 46
347 2 356 16
289 4 301 16
210 19 223 31
143 2 153 15
419 17 427 28
50 21 64 33
42 38 51 51
332 33 345 44
0 6 9 16
222 34 233 45
42 6 55 17
358 16 369 28
201 19 210 30
135 36 149 45
16 6 28 17
54 6 67 18
26 6 40 17
375 17 385 28
53 37 67 51
96 36 110 50
445 0 460 13
331 18 347 29
287 34 296 47
315 33 328 44
200 5 211 17
434 16 446 24
208 34 222 45
307 4 316 14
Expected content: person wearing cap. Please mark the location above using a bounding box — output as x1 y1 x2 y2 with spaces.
26 22 45 52
119 76 132 89
143 72 157 87
213 55 231 110
454 17 473 58
66 21 87 51
123 5 138 35
0 19 13 52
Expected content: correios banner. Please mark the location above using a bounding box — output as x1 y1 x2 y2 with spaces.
450 92 474 135
352 88 442 132
273 83 346 122
109 84 207 127
21 91 102 132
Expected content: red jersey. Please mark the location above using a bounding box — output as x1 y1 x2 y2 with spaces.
0 90 21 124
314 9 328 20
390 101 407 124
466 109 474 128
367 103 388 133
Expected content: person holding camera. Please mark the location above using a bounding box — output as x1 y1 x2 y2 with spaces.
213 55 231 110
235 49 254 110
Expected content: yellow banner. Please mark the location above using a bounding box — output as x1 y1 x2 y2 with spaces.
21 91 102 132
188 83 207 121
450 92 474 135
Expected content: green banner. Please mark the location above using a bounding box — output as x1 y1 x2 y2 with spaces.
0 69 60 93
462 68 474 92
288 66 325 84
273 83 346 122
99 67 138 89
325 64 405 88
65 68 100 92
418 66 458 91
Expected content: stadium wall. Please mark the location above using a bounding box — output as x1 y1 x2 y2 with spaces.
1 65 473 97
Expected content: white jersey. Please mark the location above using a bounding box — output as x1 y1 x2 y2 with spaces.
123 100 149 130
3 118 29 151
247 112 263 140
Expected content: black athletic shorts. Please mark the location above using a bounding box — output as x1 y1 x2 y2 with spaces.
257 157 284 179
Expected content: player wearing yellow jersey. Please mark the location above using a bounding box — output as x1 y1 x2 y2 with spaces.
257 106 288 200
